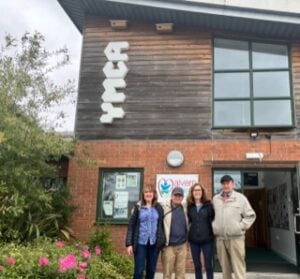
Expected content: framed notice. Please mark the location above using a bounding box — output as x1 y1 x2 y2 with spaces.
126 173 138 188
97 168 143 224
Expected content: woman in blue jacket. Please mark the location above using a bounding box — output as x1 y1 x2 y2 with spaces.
125 186 165 279
187 183 215 279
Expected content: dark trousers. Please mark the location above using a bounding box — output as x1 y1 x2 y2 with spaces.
190 241 214 279
133 243 159 279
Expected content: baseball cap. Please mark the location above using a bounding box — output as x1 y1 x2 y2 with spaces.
220 175 234 183
171 187 184 196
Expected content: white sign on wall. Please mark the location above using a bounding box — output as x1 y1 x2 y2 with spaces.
156 174 199 202
100 41 129 124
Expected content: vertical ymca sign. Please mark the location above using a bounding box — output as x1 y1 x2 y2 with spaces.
100 42 129 124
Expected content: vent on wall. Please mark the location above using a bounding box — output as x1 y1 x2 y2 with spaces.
155 23 174 33
110 20 128 30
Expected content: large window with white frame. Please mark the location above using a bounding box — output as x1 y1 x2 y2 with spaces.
213 38 293 128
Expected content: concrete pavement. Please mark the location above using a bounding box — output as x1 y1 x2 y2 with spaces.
155 272 300 278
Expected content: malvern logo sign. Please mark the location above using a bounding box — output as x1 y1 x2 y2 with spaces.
156 174 199 202
100 41 129 124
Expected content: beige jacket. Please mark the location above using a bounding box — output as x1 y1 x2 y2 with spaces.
212 191 256 239
161 199 189 246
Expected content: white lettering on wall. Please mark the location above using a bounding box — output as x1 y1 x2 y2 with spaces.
102 79 126 103
100 42 129 124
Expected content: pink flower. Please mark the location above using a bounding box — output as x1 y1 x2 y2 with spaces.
59 254 77 273
77 274 87 279
95 246 101 255
79 262 88 269
0 265 4 271
56 241 64 248
81 249 91 259
38 257 50 266
6 257 16 266
79 262 88 271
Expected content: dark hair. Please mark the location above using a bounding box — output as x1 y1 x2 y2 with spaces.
141 185 158 205
186 183 209 205
220 175 234 183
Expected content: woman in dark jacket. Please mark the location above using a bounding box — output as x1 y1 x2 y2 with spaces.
187 183 215 279
125 185 165 279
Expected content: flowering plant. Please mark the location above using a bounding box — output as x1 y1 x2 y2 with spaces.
0 239 132 278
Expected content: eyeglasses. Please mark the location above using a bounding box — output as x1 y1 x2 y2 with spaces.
193 189 202 192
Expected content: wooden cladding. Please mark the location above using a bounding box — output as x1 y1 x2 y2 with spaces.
75 16 300 140
75 16 211 140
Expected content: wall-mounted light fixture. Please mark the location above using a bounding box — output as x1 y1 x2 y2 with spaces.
250 131 258 139
155 23 174 33
246 152 264 161
110 20 128 30
166 150 184 167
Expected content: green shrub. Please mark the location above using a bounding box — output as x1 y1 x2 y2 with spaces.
0 32 75 243
88 226 113 256
102 253 133 279
88 225 133 279
86 260 124 279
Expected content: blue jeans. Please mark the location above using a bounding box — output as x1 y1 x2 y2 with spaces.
133 243 159 279
190 241 214 279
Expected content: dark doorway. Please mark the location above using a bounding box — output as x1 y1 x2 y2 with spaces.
213 169 298 273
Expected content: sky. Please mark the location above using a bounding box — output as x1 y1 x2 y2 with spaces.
0 0 82 132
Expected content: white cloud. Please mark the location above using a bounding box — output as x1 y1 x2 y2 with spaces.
0 0 81 132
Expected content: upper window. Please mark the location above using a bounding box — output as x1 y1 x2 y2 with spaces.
213 38 293 128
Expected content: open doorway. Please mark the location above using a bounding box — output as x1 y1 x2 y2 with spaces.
213 169 298 272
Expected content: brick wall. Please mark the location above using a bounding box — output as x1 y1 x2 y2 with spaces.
67 139 300 271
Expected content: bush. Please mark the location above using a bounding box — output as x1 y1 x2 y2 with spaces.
0 239 133 278
88 226 113 256
88 226 133 278
0 32 75 243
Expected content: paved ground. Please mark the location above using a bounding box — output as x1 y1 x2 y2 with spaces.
155 272 300 278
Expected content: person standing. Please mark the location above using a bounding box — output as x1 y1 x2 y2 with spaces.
212 175 256 279
187 183 215 279
125 186 165 279
161 187 188 279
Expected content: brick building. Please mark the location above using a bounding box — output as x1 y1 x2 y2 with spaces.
58 0 300 273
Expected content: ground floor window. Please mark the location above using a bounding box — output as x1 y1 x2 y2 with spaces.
97 168 143 224
213 170 242 194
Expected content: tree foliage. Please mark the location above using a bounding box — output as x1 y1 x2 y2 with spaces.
0 32 76 242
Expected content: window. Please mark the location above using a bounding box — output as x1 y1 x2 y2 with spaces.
213 38 293 128
42 177 67 191
97 168 143 224
213 170 242 194
213 170 260 194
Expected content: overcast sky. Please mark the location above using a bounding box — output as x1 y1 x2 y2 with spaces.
0 0 82 132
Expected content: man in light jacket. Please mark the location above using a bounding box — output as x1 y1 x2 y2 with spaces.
161 187 189 279
212 175 256 279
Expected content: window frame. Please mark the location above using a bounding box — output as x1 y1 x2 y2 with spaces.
96 168 144 224
212 37 295 129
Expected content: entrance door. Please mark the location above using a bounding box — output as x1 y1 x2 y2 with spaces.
293 164 300 272
244 188 268 248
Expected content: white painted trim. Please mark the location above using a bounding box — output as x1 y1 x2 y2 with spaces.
104 0 300 24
